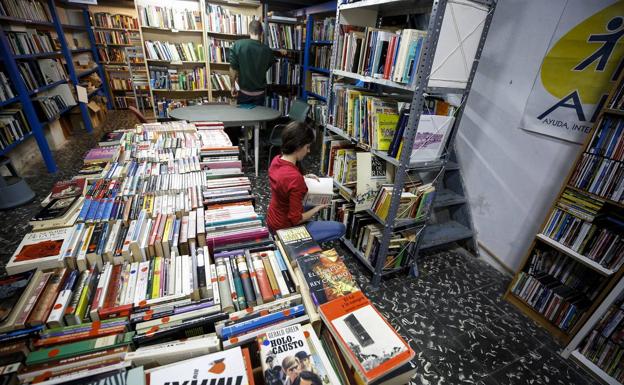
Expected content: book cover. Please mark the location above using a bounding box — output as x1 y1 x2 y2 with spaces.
50 179 86 200
319 291 414 383
297 249 359 306
0 270 37 326
258 324 324 385
275 226 322 262
301 323 342 385
146 347 250 385
84 147 118 163
7 227 73 275
304 177 334 206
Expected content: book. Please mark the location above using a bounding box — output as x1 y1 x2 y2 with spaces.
258 324 316 385
301 323 342 385
98 131 125 147
125 334 220 367
297 248 359 306
0 270 42 333
145 347 250 385
319 291 414 383
304 177 334 206
6 227 73 275
275 226 322 262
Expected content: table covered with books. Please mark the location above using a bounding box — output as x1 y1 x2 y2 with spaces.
0 120 416 385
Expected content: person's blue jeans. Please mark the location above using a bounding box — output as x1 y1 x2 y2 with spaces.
305 221 346 243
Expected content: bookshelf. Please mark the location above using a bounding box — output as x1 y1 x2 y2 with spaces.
89 2 144 113
504 73 624 345
322 0 495 287
301 3 335 128
0 0 106 172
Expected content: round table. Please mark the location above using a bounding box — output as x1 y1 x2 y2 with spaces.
169 104 282 176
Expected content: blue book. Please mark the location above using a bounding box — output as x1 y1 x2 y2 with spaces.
85 199 101 222
605 119 623 157
220 304 305 339
592 117 610 155
101 198 114 222
95 198 109 222
96 222 110 256
407 36 424 84
77 199 92 222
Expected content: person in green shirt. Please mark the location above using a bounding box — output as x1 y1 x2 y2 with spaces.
227 20 286 143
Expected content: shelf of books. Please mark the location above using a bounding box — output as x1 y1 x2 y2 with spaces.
560 275 624 385
89 2 144 113
302 4 335 129
504 73 624 345
1 117 422 384
0 0 107 172
319 0 494 286
264 11 304 116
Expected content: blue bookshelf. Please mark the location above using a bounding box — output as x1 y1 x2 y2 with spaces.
0 0 110 172
300 3 335 102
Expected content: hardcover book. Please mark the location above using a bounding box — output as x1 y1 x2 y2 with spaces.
146 347 250 385
7 227 73 275
304 177 334 206
319 291 414 383
297 248 359 306
275 226 322 262
50 179 86 200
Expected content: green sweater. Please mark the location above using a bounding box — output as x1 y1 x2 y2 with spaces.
229 38 275 92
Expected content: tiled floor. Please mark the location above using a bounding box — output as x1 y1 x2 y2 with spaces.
1 112 597 385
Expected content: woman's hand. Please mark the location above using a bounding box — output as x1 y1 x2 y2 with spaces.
304 174 319 181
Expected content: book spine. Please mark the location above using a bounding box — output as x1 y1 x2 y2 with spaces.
215 257 234 313
251 254 275 303
236 255 256 307
46 270 79 328
15 272 51 328
64 270 91 326
229 255 247 310
27 268 68 326
261 253 281 298
245 250 263 305
223 255 239 310
267 250 289 297
210 263 220 307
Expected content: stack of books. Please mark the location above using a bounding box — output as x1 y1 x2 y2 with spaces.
210 72 232 91
265 93 293 116
313 17 335 41
137 4 202 31
150 66 208 91
6 30 56 55
0 109 31 150
0 71 15 101
266 58 300 85
335 25 428 85
205 4 254 35
92 12 139 30
207 37 232 63
144 40 204 62
311 45 331 69
310 73 329 98
0 0 51 21
95 30 132 45
371 183 435 222
267 23 303 50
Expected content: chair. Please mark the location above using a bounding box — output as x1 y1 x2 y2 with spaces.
0 156 35 209
267 99 310 164
128 106 149 124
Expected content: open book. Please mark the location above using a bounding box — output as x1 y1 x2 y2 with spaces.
304 177 334 206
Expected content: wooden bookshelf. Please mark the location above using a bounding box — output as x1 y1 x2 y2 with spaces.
504 73 624 345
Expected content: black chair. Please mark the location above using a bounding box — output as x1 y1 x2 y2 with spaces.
267 99 310 164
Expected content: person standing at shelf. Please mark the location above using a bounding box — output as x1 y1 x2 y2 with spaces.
228 19 286 144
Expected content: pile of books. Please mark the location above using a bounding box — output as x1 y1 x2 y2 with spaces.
95 30 132 45
371 183 435 222
150 66 208 91
265 92 293 116
313 17 335 41
207 37 232 63
310 73 329 98
0 0 51 22
511 246 604 332
570 115 624 203
205 4 254 35
0 71 15 101
137 4 202 31
311 45 332 69
210 72 232 91
1 120 417 385
267 23 303 50
266 58 300 85
144 40 204 62
6 30 56 55
91 12 139 30
577 293 624 381
335 25 428 85
32 95 69 121
0 109 31 150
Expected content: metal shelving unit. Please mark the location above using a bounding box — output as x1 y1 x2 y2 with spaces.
324 0 496 287
301 2 336 102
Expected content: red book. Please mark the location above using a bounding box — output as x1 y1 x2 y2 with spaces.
102 265 122 310
250 254 274 303
383 36 397 79
319 291 414 383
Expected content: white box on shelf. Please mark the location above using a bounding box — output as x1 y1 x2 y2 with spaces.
428 0 488 89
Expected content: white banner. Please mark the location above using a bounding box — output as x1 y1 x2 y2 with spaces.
520 0 624 143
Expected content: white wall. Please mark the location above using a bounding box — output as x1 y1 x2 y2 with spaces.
455 0 583 271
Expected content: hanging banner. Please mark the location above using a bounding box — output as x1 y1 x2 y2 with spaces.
520 0 624 144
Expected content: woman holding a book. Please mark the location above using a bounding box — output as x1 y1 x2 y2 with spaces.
267 121 345 243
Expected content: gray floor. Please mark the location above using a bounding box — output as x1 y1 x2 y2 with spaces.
0 111 598 385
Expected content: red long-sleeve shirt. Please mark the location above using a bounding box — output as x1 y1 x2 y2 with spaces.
267 156 307 232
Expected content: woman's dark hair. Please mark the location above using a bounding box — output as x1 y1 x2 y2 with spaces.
281 121 315 155
299 371 322 385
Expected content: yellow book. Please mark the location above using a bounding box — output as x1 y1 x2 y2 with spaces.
375 113 400 151
75 270 94 322
151 257 162 299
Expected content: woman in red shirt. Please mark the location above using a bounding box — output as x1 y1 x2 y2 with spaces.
267 121 345 243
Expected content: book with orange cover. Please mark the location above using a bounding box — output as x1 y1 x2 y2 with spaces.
319 290 414 383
